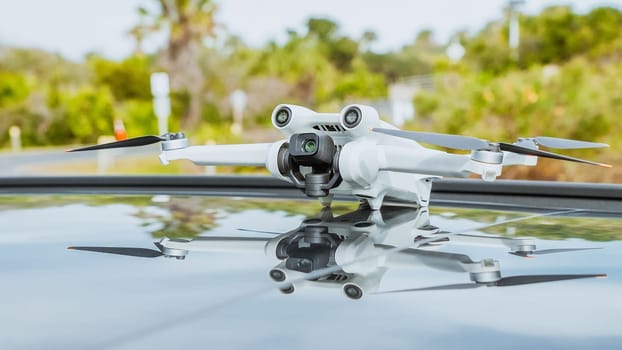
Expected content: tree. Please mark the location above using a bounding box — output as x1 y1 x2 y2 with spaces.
133 0 217 128
360 30 378 52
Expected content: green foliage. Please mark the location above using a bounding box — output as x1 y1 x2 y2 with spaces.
0 47 88 84
333 59 387 100
0 72 30 107
201 102 223 125
466 6 622 72
412 56 622 176
413 91 439 118
117 99 157 137
52 87 115 143
89 56 152 100
363 51 434 81
0 106 47 146
307 18 339 40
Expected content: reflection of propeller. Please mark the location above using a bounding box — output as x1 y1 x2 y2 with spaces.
67 242 164 258
510 247 601 258
373 129 611 167
237 228 284 235
67 132 187 152
375 274 607 294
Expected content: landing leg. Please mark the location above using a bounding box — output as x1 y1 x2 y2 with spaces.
319 194 334 208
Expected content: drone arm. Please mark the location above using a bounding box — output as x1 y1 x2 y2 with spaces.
377 145 472 177
160 143 274 166
449 234 536 251
161 237 271 253
502 151 538 166
382 247 473 272
382 247 501 275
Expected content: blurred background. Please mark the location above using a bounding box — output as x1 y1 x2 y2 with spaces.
0 0 621 182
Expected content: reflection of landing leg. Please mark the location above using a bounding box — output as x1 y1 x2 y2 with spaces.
319 207 334 221
319 194 334 208
367 194 386 211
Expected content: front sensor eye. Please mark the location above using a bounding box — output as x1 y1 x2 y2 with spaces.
275 108 291 127
344 108 361 128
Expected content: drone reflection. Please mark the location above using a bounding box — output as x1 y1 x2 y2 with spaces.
69 204 606 299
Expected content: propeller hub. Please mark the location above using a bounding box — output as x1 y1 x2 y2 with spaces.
470 150 503 164
515 244 537 252
161 132 189 151
161 247 188 258
470 270 501 284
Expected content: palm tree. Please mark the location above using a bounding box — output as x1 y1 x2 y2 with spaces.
133 0 217 128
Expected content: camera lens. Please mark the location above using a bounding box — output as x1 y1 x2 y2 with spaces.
344 284 363 300
302 139 317 153
343 107 361 128
280 285 295 294
275 108 291 127
295 258 312 270
269 269 286 282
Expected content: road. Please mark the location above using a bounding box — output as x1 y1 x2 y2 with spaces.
0 145 159 176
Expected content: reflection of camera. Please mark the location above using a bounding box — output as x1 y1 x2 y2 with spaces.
276 226 341 273
288 133 335 167
286 257 321 273
343 284 364 300
269 268 287 282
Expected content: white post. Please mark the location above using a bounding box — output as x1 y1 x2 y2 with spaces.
388 84 417 127
150 73 171 135
508 0 525 60
446 38 465 64
229 89 247 135
8 126 21 152
509 11 520 50
204 140 217 175
96 135 117 174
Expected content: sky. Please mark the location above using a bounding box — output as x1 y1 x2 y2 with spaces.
0 0 621 61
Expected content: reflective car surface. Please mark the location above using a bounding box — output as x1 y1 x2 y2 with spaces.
1 193 621 350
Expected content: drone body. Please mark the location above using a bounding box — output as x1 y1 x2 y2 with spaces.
71 104 610 210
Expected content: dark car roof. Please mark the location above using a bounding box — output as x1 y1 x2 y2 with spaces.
1 177 621 349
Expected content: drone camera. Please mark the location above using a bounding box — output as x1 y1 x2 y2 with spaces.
278 132 342 197
288 133 335 167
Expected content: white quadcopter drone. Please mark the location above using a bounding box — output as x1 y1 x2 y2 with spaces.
68 204 606 300
70 104 610 210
